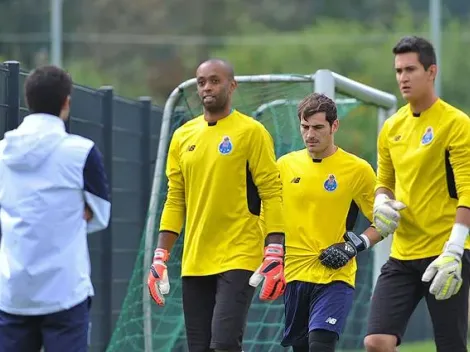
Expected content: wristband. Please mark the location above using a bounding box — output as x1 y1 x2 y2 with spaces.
360 234 371 249
445 223 469 256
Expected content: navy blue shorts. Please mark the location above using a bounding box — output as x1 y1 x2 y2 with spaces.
281 281 354 347
0 297 91 352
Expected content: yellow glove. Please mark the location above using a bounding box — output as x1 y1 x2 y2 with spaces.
421 250 462 300
422 223 468 300
373 194 406 238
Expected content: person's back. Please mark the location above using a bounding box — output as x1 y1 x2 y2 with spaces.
0 65 111 352
0 114 104 313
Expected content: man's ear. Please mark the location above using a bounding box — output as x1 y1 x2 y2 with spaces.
230 79 238 93
428 64 438 81
331 120 339 134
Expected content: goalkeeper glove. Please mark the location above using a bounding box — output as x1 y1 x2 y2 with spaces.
373 194 406 237
249 243 286 301
319 231 369 270
422 223 468 300
147 248 170 306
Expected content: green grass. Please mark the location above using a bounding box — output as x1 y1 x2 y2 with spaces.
399 340 437 352
341 339 469 352
371 339 469 352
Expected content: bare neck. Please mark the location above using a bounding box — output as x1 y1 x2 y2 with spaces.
309 144 337 160
409 93 439 115
204 106 233 124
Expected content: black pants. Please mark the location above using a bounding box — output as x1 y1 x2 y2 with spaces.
366 251 470 351
182 269 255 352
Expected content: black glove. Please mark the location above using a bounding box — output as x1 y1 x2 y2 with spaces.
319 232 367 269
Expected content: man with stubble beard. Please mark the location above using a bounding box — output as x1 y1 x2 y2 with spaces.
147 59 286 352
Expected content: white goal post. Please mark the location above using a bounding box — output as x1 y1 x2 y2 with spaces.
142 69 397 352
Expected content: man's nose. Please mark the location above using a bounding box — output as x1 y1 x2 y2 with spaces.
306 128 316 138
399 73 409 83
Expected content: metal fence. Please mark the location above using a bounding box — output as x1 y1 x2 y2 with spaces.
0 61 163 351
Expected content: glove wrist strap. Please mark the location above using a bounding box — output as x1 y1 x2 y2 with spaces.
359 234 371 250
265 243 284 258
154 248 170 262
445 223 468 257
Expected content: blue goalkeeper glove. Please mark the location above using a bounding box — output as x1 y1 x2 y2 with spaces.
319 232 369 270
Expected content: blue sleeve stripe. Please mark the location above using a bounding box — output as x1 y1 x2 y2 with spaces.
83 145 110 201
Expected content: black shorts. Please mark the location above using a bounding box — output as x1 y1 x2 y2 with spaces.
366 251 470 351
182 269 255 352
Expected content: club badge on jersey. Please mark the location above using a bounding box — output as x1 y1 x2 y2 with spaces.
421 126 434 145
218 136 233 155
324 174 337 192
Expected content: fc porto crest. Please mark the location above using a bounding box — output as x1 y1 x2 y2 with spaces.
218 136 233 155
324 174 337 192
421 126 434 145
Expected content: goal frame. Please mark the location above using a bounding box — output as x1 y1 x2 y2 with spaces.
142 69 397 352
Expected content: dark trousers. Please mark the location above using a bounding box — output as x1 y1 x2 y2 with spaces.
0 297 91 352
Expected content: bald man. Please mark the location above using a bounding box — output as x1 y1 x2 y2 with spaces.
147 59 286 352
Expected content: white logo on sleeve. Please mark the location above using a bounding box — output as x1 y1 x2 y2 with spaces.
325 317 337 325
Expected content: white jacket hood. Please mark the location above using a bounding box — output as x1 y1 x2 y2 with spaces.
1 114 67 170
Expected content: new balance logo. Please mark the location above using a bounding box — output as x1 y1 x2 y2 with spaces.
325 317 337 325
291 177 301 183
187 145 196 151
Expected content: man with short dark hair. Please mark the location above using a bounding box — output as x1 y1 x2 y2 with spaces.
275 92 385 352
364 35 470 352
0 65 111 351
147 59 286 352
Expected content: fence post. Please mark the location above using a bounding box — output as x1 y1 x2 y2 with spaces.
99 86 114 347
139 96 152 215
5 61 20 131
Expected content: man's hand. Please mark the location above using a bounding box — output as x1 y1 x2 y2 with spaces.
319 232 368 269
373 193 406 237
84 204 93 222
422 223 469 300
249 244 286 300
147 248 170 306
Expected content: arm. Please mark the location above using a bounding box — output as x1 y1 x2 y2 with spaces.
421 115 470 300
148 133 185 306
373 120 406 235
375 120 395 196
247 127 286 300
444 115 470 253
248 124 284 246
157 132 186 253
83 145 111 233
354 163 383 249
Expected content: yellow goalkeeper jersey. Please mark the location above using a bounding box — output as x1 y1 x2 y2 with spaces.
377 99 470 260
278 147 376 287
159 109 283 276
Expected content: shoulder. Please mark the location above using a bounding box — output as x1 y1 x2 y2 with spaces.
277 149 305 167
170 115 205 146
234 110 267 132
337 148 375 174
440 100 469 122
383 105 409 130
174 115 205 134
233 111 274 146
58 134 96 164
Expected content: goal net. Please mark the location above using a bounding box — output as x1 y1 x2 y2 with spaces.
106 70 397 352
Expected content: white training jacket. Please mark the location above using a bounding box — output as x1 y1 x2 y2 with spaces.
0 113 111 315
